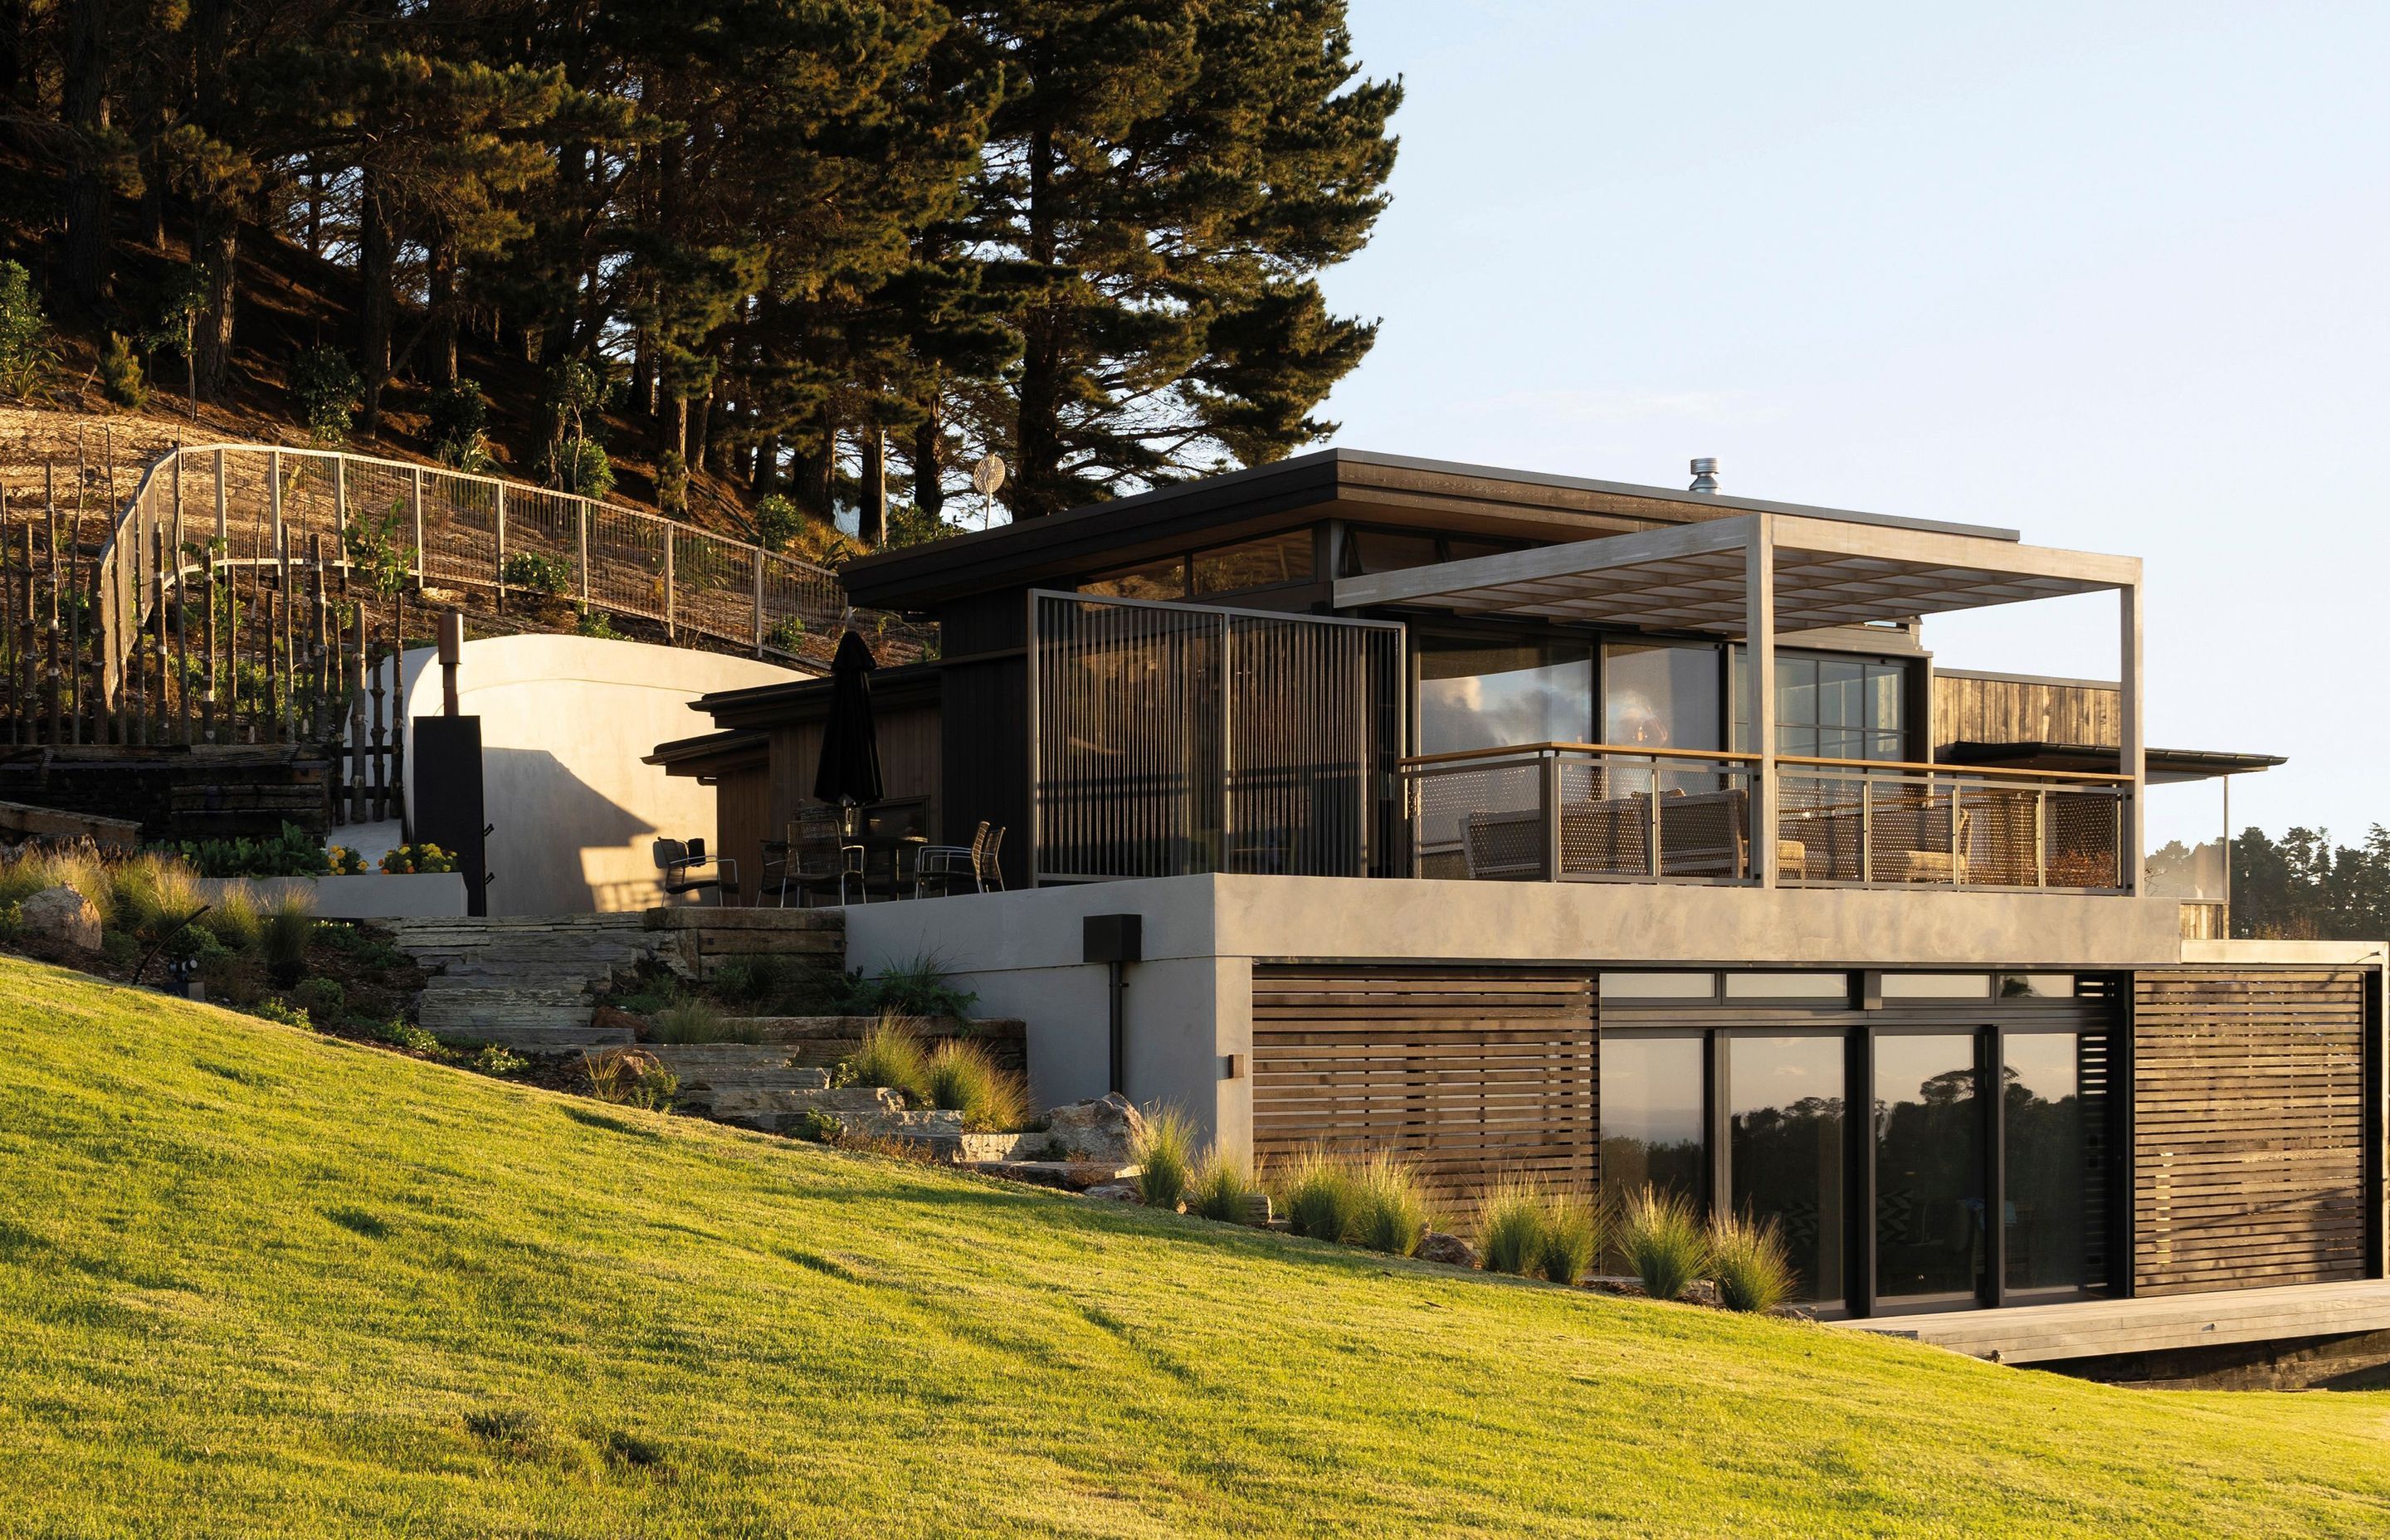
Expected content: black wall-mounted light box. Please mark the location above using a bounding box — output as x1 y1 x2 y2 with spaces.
1082 914 1143 964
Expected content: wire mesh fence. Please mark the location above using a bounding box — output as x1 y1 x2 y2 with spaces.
1406 746 1758 880
1776 767 2124 889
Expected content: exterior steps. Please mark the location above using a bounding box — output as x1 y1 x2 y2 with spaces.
384 914 676 1049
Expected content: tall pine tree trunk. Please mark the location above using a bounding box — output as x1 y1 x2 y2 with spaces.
61 0 108 307
427 234 458 387
1013 123 1062 518
194 206 237 400
858 428 885 545
358 165 395 436
913 398 944 522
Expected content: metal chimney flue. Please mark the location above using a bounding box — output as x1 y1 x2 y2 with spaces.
1689 457 1719 494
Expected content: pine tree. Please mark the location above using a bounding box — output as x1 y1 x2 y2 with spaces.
958 0 1399 518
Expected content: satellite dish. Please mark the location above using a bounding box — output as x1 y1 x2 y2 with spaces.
970 454 1007 497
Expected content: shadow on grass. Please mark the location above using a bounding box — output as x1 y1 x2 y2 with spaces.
324 1205 389 1238
560 1104 663 1139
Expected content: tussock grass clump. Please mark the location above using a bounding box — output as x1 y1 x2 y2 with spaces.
1351 1152 1431 1257
1476 1176 1550 1277
261 890 316 974
0 846 112 923
1131 1104 1197 1211
1538 1191 1604 1286
1708 1211 1796 1314
198 881 264 952
583 1047 677 1110
842 1016 930 1103
923 1038 1032 1132
651 997 763 1045
1618 1185 1709 1302
1274 1145 1364 1245
1187 1145 1266 1225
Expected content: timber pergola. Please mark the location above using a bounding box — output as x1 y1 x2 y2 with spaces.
1334 511 2147 890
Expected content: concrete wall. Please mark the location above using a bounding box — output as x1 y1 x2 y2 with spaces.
392 636 797 915
841 874 2188 1150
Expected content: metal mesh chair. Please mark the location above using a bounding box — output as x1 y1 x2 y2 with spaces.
760 811 864 907
654 836 738 905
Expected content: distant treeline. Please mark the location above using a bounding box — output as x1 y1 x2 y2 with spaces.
13 0 1400 524
2232 826 2390 942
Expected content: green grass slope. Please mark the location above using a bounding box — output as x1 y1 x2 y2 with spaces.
3 956 2388 1539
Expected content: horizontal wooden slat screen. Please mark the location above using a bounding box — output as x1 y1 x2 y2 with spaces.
2133 967 2370 1298
1250 967 1597 1223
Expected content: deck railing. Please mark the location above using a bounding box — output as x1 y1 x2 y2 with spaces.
86 443 924 713
1402 743 2129 893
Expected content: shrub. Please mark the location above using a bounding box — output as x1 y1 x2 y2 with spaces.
1539 1191 1604 1286
1708 1211 1796 1314
1188 1144 1266 1225
656 450 688 519
428 378 492 470
1350 1152 1431 1257
841 1016 929 1103
380 842 456 875
501 552 572 597
1274 1145 1364 1245
0 259 53 398
576 607 623 641
1476 1176 1550 1277
374 1019 443 1055
173 820 334 878
343 502 414 599
327 845 368 875
474 1044 529 1077
100 332 145 408
754 493 802 553
709 953 785 1006
1131 1104 1196 1211
841 954 977 1019
251 997 309 1028
291 345 363 445
558 436 612 500
583 1046 677 1109
650 997 763 1045
1617 1185 1709 1303
922 1038 1031 1133
292 977 345 1018
764 616 807 656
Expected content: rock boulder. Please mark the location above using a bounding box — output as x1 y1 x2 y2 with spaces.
18 885 100 952
1040 1093 1148 1166
1418 1231 1480 1270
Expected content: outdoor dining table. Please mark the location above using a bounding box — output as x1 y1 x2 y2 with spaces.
850 831 929 899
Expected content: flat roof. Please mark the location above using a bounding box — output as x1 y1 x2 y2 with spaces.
841 448 2027 610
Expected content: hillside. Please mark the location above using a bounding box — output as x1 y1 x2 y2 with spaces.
3 958 2388 1538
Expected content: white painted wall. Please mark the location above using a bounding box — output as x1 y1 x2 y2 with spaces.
388 635 799 915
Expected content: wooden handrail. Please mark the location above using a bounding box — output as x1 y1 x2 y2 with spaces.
1399 740 2134 787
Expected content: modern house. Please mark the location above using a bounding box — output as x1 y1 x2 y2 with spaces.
651 450 2383 1356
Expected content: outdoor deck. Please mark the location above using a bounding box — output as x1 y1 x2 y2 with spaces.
1844 1280 2390 1366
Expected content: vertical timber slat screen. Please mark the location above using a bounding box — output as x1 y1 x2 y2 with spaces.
2132 967 2369 1297
1250 967 1597 1223
1029 591 1402 882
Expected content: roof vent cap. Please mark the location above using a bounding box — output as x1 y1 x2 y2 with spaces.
1688 457 1719 494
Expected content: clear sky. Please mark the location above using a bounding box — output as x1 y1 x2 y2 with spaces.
1315 1 2390 849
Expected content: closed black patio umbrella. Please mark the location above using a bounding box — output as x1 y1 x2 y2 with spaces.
812 629 885 821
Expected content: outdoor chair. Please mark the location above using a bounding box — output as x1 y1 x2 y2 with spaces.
916 821 996 899
654 836 738 906
761 811 865 908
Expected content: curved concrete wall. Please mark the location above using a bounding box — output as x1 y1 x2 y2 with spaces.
393 635 799 915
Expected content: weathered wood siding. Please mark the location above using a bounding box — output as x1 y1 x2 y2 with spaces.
713 763 772 906
2133 967 2371 1297
1249 967 1596 1219
764 700 942 845
1934 672 2119 752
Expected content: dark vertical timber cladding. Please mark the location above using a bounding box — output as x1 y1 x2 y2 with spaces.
1249 967 1596 1222
937 587 1032 886
2132 968 2369 1297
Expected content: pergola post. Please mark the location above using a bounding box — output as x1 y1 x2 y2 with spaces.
2119 580 2144 894
1748 514 1777 888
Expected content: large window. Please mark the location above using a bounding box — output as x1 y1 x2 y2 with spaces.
1082 531 1315 600
1597 1033 1706 1205
1603 643 1721 752
1733 651 1907 761
2002 1031 2107 1295
1872 1033 1985 1304
1417 638 1594 754
1726 1034 1845 1303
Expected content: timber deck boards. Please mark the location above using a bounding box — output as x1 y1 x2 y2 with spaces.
1845 1279 2390 1365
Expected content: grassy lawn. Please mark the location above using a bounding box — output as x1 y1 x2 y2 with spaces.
3 954 2388 1538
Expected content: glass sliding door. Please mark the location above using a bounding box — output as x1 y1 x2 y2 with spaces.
1725 1034 1845 1303
2002 1031 2106 1296
1873 1033 1984 1304
1417 638 1594 755
1597 1032 1705 1203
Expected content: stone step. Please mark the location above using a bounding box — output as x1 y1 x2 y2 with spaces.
471 1023 637 1050
690 1086 900 1118
723 1104 960 1138
419 984 595 1007
420 1002 593 1033
643 1045 835 1091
